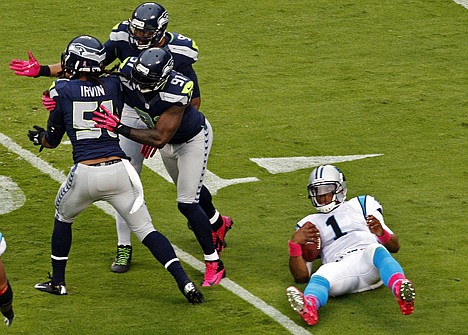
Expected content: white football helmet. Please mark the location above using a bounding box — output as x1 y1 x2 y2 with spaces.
308 165 347 213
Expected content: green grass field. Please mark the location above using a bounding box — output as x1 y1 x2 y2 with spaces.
0 0 467 334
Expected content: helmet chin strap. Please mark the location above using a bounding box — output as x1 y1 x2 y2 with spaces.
313 194 341 213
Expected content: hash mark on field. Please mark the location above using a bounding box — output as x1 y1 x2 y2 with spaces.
0 132 311 335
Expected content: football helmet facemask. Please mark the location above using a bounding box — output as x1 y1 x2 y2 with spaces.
308 165 347 213
131 47 174 93
128 2 169 50
61 35 106 78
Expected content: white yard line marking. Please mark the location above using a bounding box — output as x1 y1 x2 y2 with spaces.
143 150 259 195
251 154 383 174
453 0 468 9
0 132 311 335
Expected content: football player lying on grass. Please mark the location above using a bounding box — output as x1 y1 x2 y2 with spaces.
286 164 415 326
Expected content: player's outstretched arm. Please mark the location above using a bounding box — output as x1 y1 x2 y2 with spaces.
9 51 62 77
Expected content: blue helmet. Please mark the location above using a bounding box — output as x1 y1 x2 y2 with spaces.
61 35 106 78
131 47 174 93
128 2 169 50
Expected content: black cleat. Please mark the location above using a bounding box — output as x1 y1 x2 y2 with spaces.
1 307 14 327
182 281 204 304
111 245 132 273
34 280 67 295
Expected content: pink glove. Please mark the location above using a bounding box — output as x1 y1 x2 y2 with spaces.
92 104 121 132
9 51 41 77
42 91 56 112
140 144 157 159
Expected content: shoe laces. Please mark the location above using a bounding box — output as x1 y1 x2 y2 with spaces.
115 246 131 266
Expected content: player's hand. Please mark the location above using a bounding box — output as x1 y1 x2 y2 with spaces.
366 215 384 236
291 221 320 245
42 91 56 111
92 104 121 132
27 125 46 152
9 51 41 77
141 144 157 159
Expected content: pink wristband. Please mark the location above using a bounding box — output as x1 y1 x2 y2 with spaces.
377 230 392 244
288 240 302 257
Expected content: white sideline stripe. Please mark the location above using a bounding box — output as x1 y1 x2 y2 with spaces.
0 132 311 335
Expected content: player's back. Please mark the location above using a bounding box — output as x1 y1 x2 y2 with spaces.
48 75 126 163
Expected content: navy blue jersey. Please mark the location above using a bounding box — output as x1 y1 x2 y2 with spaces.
104 21 200 98
119 57 205 144
47 75 127 163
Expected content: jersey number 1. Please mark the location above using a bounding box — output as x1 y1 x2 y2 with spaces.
326 216 348 240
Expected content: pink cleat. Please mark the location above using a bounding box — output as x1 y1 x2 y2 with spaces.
212 216 234 254
201 260 226 287
286 286 319 326
394 280 415 315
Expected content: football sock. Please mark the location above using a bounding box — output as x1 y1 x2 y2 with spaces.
198 185 216 218
304 275 330 308
204 251 219 262
0 281 13 311
373 245 405 291
388 273 407 296
51 219 72 284
210 211 224 231
142 232 189 288
0 281 13 322
178 203 217 256
115 212 132 246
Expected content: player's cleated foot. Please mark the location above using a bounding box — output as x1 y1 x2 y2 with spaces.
212 216 234 254
34 280 68 295
394 280 415 315
201 260 226 287
2 307 14 327
286 286 319 326
181 280 204 304
111 245 132 273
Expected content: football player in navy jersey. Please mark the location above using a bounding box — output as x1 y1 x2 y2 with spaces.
10 2 233 274
93 47 227 287
286 165 415 326
28 35 203 304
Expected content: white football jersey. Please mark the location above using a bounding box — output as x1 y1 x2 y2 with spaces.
296 195 393 264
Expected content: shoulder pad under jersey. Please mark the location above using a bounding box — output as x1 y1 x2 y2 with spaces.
109 21 130 41
348 195 383 218
49 78 70 98
167 32 199 62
